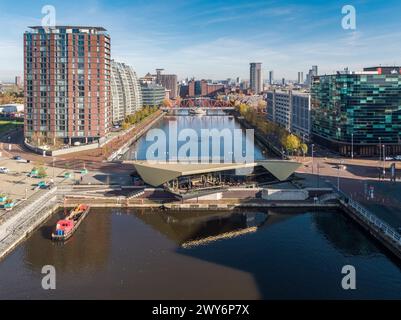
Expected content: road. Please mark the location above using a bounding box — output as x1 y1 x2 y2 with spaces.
0 128 133 175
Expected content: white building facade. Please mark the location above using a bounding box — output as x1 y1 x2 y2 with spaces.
266 90 311 141
111 60 143 124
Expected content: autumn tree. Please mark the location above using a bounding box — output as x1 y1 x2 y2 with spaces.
282 134 301 155
300 143 308 157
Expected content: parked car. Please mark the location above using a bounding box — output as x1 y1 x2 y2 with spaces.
0 167 9 174
13 155 21 160
385 156 394 161
395 155 401 161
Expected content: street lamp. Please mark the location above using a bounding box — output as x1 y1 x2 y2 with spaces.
311 144 315 175
337 160 344 191
351 133 354 160
379 137 382 164
383 144 386 177
52 157 55 179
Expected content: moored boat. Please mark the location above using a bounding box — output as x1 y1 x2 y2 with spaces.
189 108 206 116
52 204 90 241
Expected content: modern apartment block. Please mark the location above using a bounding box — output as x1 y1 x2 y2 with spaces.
250 62 263 94
111 60 142 124
155 69 178 99
266 89 311 141
311 66 401 156
141 83 165 107
24 26 111 146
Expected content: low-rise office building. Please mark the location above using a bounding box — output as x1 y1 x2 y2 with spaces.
266 90 311 141
141 83 165 107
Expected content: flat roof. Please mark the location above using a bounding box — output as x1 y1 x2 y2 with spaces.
28 26 107 31
126 160 302 187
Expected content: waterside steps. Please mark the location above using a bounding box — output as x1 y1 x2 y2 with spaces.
127 189 145 200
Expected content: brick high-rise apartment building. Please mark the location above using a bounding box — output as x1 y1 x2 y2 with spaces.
24 26 111 146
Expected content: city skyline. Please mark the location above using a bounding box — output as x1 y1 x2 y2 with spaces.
2 0 401 82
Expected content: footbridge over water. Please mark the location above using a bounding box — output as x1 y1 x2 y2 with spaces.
161 97 235 111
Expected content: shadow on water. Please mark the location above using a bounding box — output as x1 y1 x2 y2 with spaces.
23 209 112 274
133 208 401 299
2 205 400 299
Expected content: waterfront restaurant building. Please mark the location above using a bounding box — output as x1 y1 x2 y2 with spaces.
311 67 401 157
129 160 301 199
24 26 111 146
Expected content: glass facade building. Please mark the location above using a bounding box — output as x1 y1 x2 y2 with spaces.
311 67 401 156
141 84 165 107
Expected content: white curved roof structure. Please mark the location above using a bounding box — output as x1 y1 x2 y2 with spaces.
126 160 301 187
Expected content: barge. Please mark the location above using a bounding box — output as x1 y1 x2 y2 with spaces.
51 204 90 241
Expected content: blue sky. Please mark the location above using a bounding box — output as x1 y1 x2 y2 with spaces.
1 0 401 81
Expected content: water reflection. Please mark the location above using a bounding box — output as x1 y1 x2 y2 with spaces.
132 209 291 248
23 209 112 273
1 208 401 299
123 110 269 161
312 211 382 257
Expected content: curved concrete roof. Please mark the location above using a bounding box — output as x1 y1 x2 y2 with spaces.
126 160 301 187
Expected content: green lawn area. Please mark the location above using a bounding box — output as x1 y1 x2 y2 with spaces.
0 119 23 135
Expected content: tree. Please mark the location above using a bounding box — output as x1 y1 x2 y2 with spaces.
282 134 300 155
237 103 249 116
300 143 308 157
122 122 130 130
257 100 267 113
162 99 172 108
37 166 47 178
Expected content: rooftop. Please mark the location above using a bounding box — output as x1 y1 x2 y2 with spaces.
28 26 107 31
126 160 302 187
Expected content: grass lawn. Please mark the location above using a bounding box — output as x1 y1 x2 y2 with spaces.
0 119 23 135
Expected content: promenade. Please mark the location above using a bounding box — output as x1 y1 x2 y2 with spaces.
295 151 401 229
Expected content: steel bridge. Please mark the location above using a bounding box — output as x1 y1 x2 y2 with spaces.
162 97 234 110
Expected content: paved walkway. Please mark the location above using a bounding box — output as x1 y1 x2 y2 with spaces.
295 151 401 229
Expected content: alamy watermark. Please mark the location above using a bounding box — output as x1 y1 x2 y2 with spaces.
41 5 56 31
342 5 356 30
41 265 56 290
144 121 255 164
341 265 356 290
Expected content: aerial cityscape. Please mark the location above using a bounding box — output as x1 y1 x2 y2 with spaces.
0 0 401 306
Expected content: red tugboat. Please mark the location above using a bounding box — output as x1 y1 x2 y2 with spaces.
52 204 90 241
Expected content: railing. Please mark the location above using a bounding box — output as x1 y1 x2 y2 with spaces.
347 198 401 246
3 187 58 238
326 179 401 248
